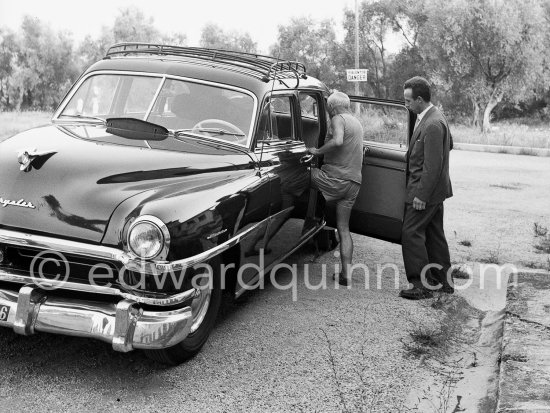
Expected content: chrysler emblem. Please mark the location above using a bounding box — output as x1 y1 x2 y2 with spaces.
0 197 36 209
17 148 56 172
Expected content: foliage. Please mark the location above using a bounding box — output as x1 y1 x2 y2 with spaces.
342 1 401 98
271 17 342 90
112 7 161 43
200 23 257 53
417 0 547 132
0 0 549 119
0 7 189 111
3 17 79 111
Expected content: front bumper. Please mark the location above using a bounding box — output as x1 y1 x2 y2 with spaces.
0 284 193 352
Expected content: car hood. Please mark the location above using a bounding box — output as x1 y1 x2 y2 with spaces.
0 124 253 243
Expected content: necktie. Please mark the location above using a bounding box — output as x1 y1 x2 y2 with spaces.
414 117 420 131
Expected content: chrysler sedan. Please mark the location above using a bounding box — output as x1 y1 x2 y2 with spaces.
0 43 412 364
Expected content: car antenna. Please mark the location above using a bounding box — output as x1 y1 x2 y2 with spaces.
258 49 281 171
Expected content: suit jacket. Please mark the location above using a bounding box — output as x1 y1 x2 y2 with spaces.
406 106 453 204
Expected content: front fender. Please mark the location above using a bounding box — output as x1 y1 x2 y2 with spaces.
102 169 267 261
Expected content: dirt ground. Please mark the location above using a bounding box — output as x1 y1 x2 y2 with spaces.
0 149 549 412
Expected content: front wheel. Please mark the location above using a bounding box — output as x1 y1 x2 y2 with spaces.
144 260 222 365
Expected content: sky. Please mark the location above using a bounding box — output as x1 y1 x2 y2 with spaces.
0 0 359 53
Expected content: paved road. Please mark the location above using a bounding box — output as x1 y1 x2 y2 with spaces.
0 150 549 412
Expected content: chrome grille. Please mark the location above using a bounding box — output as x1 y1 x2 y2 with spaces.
1 245 120 285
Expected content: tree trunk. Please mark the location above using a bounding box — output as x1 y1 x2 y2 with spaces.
482 90 502 133
471 99 481 129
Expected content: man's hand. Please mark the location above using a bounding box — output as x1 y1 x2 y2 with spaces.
412 197 426 210
307 147 320 156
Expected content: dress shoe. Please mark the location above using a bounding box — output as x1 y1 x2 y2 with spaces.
399 286 433 300
425 276 454 294
440 282 454 294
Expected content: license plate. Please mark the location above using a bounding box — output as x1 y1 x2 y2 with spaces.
0 305 10 322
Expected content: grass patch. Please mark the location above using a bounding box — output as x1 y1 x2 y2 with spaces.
534 222 548 237
500 353 528 363
518 147 537 156
402 295 479 360
534 236 550 254
451 122 550 149
0 111 53 141
451 265 471 279
522 259 550 271
480 249 501 264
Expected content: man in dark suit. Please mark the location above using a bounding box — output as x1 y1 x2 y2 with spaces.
400 77 453 300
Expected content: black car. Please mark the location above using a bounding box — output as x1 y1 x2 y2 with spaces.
0 43 412 364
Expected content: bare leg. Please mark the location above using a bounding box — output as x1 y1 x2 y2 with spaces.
336 203 353 279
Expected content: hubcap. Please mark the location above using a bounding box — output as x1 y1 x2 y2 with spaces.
189 274 212 334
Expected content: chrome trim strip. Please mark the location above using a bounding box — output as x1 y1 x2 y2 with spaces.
0 268 198 307
0 285 193 352
1 219 263 276
0 228 130 263
153 219 264 272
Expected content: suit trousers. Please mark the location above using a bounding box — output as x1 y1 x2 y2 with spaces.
401 203 451 286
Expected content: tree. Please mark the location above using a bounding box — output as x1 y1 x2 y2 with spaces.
0 28 18 108
76 28 114 72
112 7 160 43
340 0 429 99
199 23 257 53
270 17 342 90
418 0 547 132
161 32 188 47
342 1 397 98
7 16 79 110
76 8 187 71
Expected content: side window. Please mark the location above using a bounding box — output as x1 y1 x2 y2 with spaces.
351 101 409 148
256 95 295 142
298 93 321 148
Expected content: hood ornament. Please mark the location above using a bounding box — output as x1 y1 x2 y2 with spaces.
17 148 57 172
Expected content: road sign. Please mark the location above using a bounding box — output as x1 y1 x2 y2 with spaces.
346 69 368 82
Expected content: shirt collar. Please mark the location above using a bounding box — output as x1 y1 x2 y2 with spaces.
417 103 433 123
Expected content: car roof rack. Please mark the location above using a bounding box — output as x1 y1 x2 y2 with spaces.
105 42 307 85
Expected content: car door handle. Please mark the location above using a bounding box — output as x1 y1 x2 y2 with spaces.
300 154 314 164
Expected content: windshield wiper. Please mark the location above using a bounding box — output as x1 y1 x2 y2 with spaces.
170 130 252 155
174 128 245 137
57 114 106 124
170 132 228 151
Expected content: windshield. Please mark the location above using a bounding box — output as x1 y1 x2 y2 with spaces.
56 73 255 147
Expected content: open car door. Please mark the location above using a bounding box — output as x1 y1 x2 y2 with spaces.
325 97 412 244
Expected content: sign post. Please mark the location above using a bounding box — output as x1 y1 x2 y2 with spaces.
346 69 368 114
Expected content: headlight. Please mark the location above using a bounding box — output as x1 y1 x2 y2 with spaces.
127 216 170 260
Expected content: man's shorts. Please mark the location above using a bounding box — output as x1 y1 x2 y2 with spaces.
311 168 360 209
